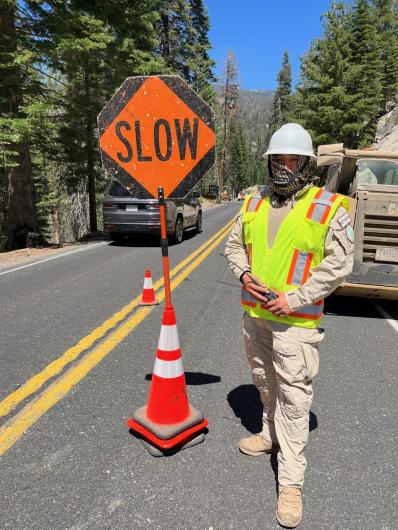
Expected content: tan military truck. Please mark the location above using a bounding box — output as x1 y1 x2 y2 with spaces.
318 144 398 300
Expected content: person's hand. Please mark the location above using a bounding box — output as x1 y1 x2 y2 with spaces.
265 292 291 317
241 273 271 304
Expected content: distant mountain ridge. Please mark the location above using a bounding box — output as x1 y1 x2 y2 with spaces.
240 89 274 100
238 89 274 151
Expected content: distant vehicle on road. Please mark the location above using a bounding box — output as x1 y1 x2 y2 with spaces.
238 190 246 201
103 179 202 244
208 184 219 198
318 144 398 300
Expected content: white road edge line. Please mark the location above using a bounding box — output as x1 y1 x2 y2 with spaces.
0 241 109 276
373 302 398 334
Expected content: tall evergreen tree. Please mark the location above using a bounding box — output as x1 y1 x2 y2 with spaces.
0 0 39 249
157 0 196 82
189 0 216 104
37 0 162 232
268 50 292 138
157 0 215 104
0 0 216 249
294 3 353 146
217 48 239 195
344 0 383 146
228 122 250 192
373 0 398 110
295 0 393 148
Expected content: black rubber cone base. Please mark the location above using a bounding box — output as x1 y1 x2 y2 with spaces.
140 431 206 457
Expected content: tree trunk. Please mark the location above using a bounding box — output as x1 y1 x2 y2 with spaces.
7 142 38 248
0 1 39 249
87 142 97 233
84 68 97 233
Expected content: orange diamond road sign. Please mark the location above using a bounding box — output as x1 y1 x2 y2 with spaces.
98 76 216 199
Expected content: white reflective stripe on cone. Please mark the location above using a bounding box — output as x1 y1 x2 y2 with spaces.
158 325 180 350
153 358 184 378
144 277 153 289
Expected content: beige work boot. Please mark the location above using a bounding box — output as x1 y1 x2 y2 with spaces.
239 434 279 456
276 487 302 528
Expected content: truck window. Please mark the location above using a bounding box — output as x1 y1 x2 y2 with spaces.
356 159 398 186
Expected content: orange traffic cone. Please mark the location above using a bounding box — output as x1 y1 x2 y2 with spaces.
139 269 159 306
127 305 208 454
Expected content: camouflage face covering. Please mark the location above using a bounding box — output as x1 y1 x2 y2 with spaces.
268 155 313 197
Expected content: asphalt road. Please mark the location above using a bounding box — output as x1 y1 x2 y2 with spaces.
0 201 397 530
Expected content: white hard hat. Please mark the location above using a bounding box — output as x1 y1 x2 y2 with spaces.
264 123 316 158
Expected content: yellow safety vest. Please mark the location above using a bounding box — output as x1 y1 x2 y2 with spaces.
241 186 349 328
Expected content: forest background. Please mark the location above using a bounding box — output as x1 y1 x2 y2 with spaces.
0 0 397 250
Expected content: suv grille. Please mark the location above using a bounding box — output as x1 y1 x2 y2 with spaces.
363 214 398 262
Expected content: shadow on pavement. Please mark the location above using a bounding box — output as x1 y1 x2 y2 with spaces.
309 410 318 431
324 294 387 319
227 384 263 433
227 384 318 434
270 453 279 491
145 371 221 385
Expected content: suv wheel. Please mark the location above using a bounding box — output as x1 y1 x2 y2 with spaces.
196 210 202 233
173 215 184 244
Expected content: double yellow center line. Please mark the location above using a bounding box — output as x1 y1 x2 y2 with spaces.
0 217 235 455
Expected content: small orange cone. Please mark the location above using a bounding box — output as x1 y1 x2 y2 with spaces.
139 269 159 306
127 305 208 454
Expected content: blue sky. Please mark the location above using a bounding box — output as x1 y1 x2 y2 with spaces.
205 0 337 90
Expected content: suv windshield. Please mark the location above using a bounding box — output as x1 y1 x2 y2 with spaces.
356 159 398 186
108 180 132 197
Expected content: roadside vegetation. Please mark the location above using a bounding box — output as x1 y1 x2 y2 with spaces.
1 0 397 251
0 0 215 250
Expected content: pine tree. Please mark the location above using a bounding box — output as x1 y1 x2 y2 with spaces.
217 49 239 195
157 0 196 82
189 0 216 104
0 0 39 249
1 0 215 248
228 122 250 193
42 3 113 233
37 0 162 233
268 50 292 138
373 0 398 110
294 2 353 146
344 0 384 146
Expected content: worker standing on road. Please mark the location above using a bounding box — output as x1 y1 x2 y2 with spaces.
225 123 354 528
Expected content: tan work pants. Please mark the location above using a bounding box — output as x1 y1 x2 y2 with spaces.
243 313 324 488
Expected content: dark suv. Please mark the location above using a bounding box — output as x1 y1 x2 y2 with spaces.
103 179 202 243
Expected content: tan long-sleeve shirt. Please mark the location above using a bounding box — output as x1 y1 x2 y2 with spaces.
225 191 354 312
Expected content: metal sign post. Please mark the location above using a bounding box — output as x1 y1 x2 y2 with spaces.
98 75 216 455
157 187 172 309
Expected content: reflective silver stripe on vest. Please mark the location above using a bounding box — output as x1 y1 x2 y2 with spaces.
260 300 324 319
292 301 324 318
309 190 335 223
246 195 262 212
241 287 258 307
291 251 311 286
